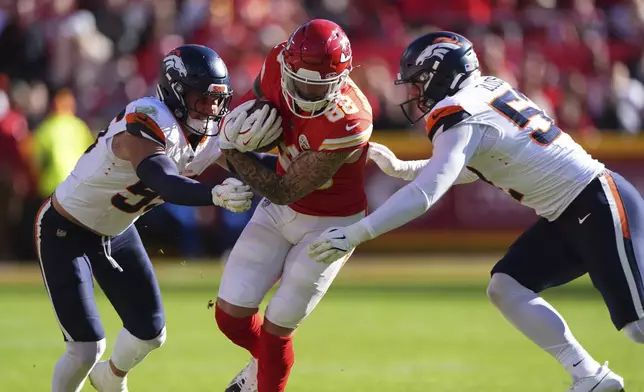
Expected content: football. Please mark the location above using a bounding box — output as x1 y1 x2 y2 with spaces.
247 98 279 115
254 133 283 152
243 99 283 152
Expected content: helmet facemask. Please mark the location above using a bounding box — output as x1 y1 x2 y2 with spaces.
281 57 350 119
160 81 232 137
395 67 480 125
186 88 232 137
395 70 438 125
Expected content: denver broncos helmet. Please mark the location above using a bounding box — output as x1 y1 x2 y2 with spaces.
156 45 233 136
395 32 480 124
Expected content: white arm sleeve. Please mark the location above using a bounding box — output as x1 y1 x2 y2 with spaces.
403 159 478 184
360 125 482 240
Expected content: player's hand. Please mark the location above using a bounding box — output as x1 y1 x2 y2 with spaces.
212 178 254 213
238 103 282 152
368 142 409 179
219 100 255 150
308 227 356 264
368 142 426 181
219 100 282 152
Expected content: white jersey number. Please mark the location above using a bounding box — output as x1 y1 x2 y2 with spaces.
85 107 162 214
474 88 566 203
112 181 161 214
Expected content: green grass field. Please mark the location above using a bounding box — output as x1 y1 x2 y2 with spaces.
0 255 641 391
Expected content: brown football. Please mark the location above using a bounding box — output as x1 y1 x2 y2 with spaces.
248 99 279 114
254 137 283 153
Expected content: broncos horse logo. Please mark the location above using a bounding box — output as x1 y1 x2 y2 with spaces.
415 42 463 66
163 52 188 78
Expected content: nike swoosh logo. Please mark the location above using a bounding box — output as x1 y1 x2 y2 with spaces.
431 108 450 120
328 228 346 240
572 359 584 367
578 213 591 224
345 123 360 131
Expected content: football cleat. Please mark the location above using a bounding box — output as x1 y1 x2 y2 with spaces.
224 357 258 392
566 362 625 392
89 360 129 392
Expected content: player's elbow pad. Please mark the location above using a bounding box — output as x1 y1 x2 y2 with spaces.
136 154 213 206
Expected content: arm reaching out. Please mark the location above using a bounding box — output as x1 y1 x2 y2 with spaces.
114 121 253 212
368 142 478 183
309 125 481 263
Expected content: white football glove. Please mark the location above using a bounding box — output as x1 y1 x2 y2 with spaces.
219 100 256 150
219 100 282 152
238 103 282 151
368 142 428 181
212 178 254 213
307 226 358 264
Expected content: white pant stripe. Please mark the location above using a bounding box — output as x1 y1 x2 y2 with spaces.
599 175 644 319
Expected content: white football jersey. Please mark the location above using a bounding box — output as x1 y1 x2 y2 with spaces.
426 76 605 220
55 97 221 236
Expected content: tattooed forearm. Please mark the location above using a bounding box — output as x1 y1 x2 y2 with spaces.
222 149 284 202
222 148 352 205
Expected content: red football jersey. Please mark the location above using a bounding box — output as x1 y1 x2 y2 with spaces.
239 42 373 216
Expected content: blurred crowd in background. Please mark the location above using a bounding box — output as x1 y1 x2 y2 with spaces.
1 0 643 261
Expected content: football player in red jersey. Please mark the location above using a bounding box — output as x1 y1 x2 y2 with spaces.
214 19 373 392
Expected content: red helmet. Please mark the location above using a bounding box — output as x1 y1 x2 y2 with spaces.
281 19 353 118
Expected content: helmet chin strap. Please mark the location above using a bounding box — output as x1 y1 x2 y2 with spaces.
185 116 212 135
295 99 330 113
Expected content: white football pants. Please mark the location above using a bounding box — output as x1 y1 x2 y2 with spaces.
218 198 365 329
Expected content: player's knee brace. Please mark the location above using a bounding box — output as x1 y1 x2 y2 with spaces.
145 325 167 349
487 273 536 308
624 319 644 343
66 339 106 369
110 327 165 373
125 325 167 351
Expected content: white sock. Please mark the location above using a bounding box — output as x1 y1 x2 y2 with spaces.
110 327 166 375
488 273 600 381
52 340 105 392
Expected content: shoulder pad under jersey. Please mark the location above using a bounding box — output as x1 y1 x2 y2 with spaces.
124 97 181 147
317 83 374 152
425 76 513 141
